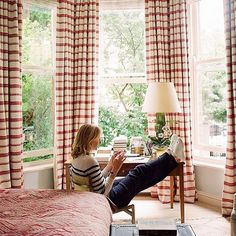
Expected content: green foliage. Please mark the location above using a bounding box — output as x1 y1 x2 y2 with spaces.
29 6 51 28
100 10 145 74
99 106 120 146
98 10 147 148
202 71 226 123
147 113 172 149
22 75 34 126
23 154 53 163
99 104 148 147
149 136 170 149
99 84 148 147
155 113 166 135
22 74 53 152
22 6 53 162
22 6 52 66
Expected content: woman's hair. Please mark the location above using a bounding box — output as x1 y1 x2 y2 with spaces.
71 124 101 158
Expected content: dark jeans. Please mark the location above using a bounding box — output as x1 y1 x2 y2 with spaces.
108 152 178 208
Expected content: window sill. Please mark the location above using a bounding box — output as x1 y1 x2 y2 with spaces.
193 155 225 170
23 158 54 173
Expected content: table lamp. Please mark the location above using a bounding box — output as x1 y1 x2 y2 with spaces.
142 82 181 149
142 82 181 113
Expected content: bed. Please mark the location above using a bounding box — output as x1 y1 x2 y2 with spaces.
0 189 112 235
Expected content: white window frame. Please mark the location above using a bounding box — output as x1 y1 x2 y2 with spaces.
100 73 146 85
188 0 227 166
22 0 57 164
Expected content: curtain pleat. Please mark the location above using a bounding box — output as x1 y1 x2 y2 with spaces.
145 0 195 203
55 0 99 189
222 0 236 216
0 0 23 189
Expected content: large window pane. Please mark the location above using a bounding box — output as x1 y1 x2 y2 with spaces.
23 5 53 67
191 0 227 159
22 73 53 151
99 10 145 75
99 9 147 147
198 0 225 60
99 83 148 146
22 1 55 163
195 64 227 148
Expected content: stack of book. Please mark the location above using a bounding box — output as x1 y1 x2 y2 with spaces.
112 136 128 152
95 147 112 161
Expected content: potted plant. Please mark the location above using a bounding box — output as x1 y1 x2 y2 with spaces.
148 113 172 151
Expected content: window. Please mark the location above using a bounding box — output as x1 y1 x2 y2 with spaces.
99 1 148 147
189 0 227 161
22 1 56 162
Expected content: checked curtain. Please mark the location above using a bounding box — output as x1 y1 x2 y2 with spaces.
222 0 236 216
145 0 196 203
0 0 23 189
55 0 99 189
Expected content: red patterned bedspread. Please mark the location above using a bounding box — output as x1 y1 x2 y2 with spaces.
0 189 112 236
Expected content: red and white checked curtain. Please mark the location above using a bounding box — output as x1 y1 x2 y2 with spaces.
145 0 195 203
0 0 23 188
55 0 99 189
222 0 236 216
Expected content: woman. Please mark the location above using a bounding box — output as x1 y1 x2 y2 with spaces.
71 124 184 209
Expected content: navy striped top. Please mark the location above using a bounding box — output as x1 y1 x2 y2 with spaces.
71 154 114 195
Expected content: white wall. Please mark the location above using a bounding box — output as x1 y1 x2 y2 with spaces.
24 167 54 189
194 165 224 198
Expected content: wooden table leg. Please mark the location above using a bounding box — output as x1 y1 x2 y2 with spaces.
170 176 174 209
179 165 185 223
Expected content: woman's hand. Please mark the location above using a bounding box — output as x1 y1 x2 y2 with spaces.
107 151 124 170
110 151 126 177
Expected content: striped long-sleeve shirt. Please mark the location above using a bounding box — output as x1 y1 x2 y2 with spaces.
70 154 115 196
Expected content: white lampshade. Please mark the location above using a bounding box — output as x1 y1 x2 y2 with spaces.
142 82 181 113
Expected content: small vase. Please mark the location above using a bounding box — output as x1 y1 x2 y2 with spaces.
153 146 167 151
151 146 167 159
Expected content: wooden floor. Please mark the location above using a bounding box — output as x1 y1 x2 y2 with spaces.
112 194 230 236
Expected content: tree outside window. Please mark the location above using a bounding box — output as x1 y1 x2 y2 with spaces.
99 9 148 147
22 3 55 162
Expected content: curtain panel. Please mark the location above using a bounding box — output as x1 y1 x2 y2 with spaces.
222 0 236 216
55 0 99 189
145 0 195 203
0 0 23 188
